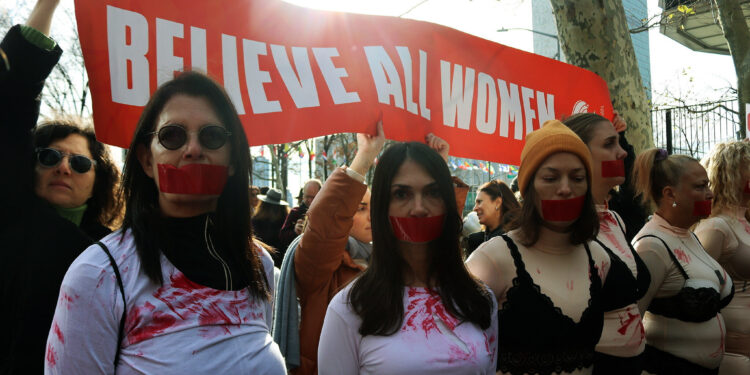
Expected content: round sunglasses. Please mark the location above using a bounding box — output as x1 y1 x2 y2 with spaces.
149 125 232 150
36 148 97 174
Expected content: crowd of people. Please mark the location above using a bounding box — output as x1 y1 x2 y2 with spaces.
2 1 750 374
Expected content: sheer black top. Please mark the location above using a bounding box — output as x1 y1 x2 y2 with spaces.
496 234 604 375
596 212 651 311
635 234 734 323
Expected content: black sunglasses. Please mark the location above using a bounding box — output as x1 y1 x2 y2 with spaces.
36 148 97 174
149 125 232 150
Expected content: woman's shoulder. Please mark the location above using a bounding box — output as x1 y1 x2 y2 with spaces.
471 232 515 265
74 228 137 270
60 229 138 301
695 215 732 234
327 282 360 324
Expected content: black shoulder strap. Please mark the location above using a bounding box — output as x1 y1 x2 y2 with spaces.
634 234 689 280
96 241 126 368
611 211 627 237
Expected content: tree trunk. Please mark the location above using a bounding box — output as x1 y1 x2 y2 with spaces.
714 0 750 139
549 0 654 151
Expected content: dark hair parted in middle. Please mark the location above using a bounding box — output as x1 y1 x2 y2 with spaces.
119 71 270 299
508 169 599 247
478 179 521 231
349 141 493 336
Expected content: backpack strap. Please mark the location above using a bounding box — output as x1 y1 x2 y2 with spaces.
634 234 690 280
96 241 126 368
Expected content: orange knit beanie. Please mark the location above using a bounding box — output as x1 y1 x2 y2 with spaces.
517 120 593 197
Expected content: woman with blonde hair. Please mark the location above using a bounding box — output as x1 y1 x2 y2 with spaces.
694 141 750 374
632 148 733 374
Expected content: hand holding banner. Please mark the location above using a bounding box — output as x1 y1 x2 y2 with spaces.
74 0 613 165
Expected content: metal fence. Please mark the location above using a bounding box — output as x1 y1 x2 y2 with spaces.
651 99 741 160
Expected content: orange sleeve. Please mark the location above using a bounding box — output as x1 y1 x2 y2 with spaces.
294 167 367 293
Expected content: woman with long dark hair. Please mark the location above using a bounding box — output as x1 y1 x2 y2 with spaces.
467 120 611 374
45 72 285 374
317 130 497 374
632 148 732 375
563 113 651 374
466 179 520 256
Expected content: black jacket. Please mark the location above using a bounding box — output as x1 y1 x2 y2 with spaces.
466 225 505 257
0 25 95 375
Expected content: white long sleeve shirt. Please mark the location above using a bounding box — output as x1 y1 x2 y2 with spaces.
44 229 286 375
318 283 497 374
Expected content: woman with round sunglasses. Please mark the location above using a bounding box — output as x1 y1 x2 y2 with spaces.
467 120 611 375
632 149 732 375
466 179 520 256
694 141 750 375
0 1 121 372
317 128 497 374
563 113 651 374
45 71 285 374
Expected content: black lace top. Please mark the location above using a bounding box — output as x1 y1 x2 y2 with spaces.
496 234 604 375
596 212 650 311
635 234 734 323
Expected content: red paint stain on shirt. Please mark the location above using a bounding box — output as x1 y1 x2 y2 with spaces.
403 288 460 335
741 220 750 235
46 343 57 367
52 322 64 344
674 248 691 264
617 311 641 335
59 292 79 310
709 315 725 358
603 232 633 259
598 212 618 232
566 280 574 291
125 272 261 344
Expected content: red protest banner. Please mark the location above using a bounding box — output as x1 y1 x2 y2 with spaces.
74 0 613 165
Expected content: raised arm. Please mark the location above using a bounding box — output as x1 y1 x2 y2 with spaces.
0 0 62 202
26 0 60 36
294 121 385 292
425 132 469 215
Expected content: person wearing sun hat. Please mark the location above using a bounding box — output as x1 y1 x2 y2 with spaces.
468 119 613 374
252 188 291 265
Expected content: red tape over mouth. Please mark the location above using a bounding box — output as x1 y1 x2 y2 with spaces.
157 164 228 195
389 215 445 243
541 195 585 222
601 159 625 178
693 200 712 217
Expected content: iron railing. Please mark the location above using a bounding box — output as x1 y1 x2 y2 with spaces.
651 99 741 159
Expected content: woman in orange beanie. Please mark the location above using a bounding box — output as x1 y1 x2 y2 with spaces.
467 120 611 374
